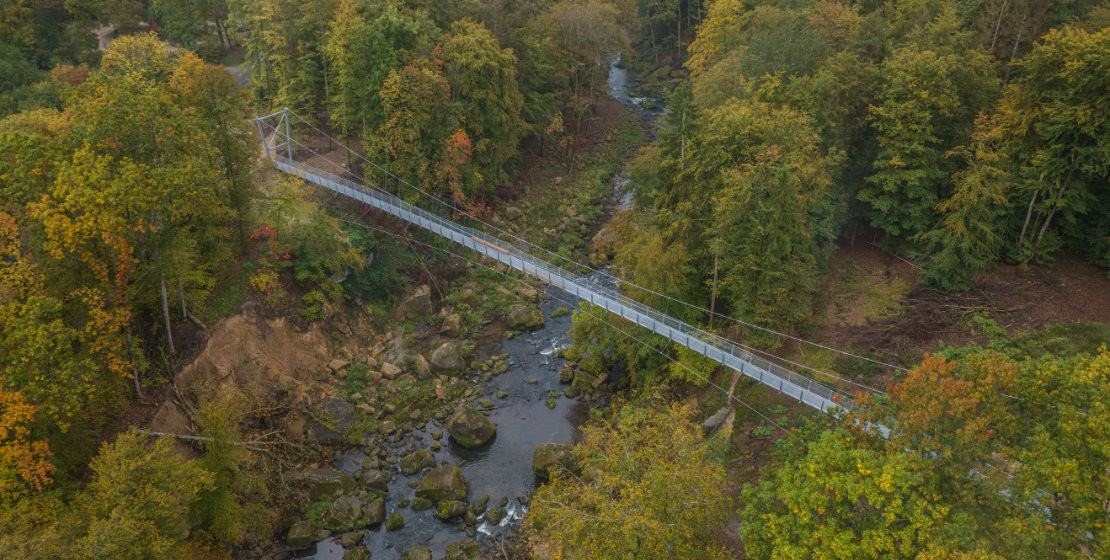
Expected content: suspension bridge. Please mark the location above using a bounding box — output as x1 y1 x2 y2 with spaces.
256 109 884 415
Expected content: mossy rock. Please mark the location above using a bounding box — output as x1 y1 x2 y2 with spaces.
343 549 371 560
436 500 468 519
411 497 433 511
415 464 469 502
472 495 489 514
399 450 436 475
323 493 385 532
386 512 405 530
446 408 496 448
401 546 432 560
445 539 480 560
484 506 507 526
286 519 314 549
506 305 545 331
533 442 579 480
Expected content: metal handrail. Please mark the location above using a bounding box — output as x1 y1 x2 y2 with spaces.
272 155 857 413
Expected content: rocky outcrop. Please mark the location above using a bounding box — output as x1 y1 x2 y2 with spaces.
445 539 480 560
532 442 579 480
397 285 432 319
322 492 385 532
506 305 544 331
415 464 469 502
430 341 465 373
446 408 497 448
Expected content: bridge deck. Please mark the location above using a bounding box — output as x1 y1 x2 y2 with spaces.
273 155 855 413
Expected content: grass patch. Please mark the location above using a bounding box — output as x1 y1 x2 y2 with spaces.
204 257 257 324
939 321 1110 362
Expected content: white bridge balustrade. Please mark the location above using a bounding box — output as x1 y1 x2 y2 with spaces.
268 150 860 415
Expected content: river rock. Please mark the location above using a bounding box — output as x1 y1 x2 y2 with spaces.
360 468 390 496
436 499 468 519
400 450 436 475
415 464 468 502
343 549 370 560
414 354 432 378
506 305 544 331
296 468 356 501
411 497 433 511
401 546 432 560
286 520 314 549
398 285 432 319
323 492 385 532
447 408 497 448
533 442 579 480
558 364 575 383
515 285 541 302
430 341 465 373
380 361 402 379
441 313 464 337
445 539 480 560
484 506 507 525
386 512 405 530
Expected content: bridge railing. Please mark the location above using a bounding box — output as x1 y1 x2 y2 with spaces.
274 156 858 412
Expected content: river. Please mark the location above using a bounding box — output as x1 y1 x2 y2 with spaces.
298 56 657 560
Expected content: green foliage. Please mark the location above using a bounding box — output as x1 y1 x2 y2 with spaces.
46 429 215 560
526 404 733 559
442 18 526 188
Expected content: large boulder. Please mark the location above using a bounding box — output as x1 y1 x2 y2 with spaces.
398 285 432 319
447 408 497 448
506 305 544 331
401 546 432 560
322 492 385 532
295 468 355 501
399 450 436 475
415 464 469 502
430 341 465 373
533 442 579 480
445 539 480 560
286 519 314 549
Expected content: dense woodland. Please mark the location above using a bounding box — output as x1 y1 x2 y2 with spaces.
0 0 1108 558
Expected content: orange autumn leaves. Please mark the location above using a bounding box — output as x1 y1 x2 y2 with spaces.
0 388 54 499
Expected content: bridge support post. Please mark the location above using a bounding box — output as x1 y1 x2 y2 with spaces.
284 108 293 161
255 118 271 160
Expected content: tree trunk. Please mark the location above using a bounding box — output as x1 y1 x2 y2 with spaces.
1016 174 1042 254
160 269 176 355
710 239 719 327
1024 168 1072 264
989 0 1010 53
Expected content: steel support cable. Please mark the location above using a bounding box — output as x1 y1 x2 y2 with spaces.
281 110 907 374
256 119 879 399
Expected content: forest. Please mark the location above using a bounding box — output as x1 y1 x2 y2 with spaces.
0 0 1108 558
